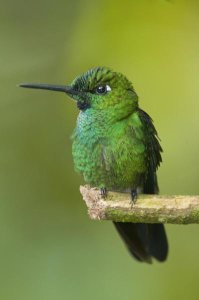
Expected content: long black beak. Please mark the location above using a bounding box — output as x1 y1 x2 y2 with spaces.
19 83 78 96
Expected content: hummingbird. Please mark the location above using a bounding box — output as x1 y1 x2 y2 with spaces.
20 67 168 263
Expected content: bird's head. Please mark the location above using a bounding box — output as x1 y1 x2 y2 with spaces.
20 67 138 119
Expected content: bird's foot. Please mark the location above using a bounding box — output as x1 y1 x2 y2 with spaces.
130 189 138 207
100 187 107 198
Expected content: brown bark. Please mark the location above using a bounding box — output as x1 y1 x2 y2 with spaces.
80 185 199 224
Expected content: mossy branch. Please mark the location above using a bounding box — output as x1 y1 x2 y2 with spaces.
80 185 199 224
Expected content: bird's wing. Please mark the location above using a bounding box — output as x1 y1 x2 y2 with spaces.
114 109 168 262
138 108 162 194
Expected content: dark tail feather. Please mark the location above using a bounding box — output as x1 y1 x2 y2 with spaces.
113 222 152 263
148 223 168 261
113 222 168 263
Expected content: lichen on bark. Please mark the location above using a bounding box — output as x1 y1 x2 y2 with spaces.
80 185 199 224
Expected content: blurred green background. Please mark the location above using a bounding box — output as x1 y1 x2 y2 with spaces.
0 0 199 299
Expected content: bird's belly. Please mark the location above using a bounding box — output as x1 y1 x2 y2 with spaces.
72 136 146 190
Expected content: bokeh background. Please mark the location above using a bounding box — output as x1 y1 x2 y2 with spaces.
0 0 199 299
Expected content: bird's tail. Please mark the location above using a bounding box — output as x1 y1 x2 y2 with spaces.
113 222 168 263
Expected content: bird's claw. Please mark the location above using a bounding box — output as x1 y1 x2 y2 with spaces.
100 187 107 198
129 189 137 208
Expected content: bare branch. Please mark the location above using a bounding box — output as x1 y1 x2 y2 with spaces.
80 185 199 224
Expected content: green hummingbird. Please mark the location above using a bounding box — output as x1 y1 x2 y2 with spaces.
20 67 168 263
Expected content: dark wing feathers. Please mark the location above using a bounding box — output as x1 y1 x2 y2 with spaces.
114 109 168 263
138 108 162 194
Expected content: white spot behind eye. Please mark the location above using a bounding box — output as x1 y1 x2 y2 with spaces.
106 85 111 92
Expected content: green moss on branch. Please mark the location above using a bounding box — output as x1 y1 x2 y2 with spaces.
80 185 199 224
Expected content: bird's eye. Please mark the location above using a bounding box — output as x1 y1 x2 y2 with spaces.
95 85 111 95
